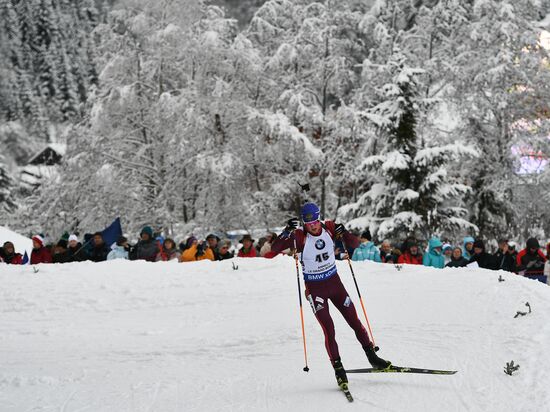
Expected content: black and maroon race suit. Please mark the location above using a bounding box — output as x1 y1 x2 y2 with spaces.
272 220 373 364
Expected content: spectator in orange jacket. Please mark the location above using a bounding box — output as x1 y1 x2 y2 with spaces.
30 235 52 264
180 236 215 262
397 237 423 265
238 234 258 257
2 241 24 264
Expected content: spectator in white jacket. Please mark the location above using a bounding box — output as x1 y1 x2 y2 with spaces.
107 236 129 260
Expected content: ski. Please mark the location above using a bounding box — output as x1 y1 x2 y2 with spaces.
346 365 457 375
339 383 354 402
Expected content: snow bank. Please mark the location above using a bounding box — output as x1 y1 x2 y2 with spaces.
1 258 550 411
0 226 32 256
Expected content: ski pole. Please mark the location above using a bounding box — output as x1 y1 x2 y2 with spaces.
340 240 377 350
293 235 310 372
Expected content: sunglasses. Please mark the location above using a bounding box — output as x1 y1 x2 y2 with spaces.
304 220 320 227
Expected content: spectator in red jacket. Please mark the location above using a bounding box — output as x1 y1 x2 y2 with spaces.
516 237 546 278
156 238 180 261
30 235 52 264
238 234 258 257
2 241 24 264
398 237 423 265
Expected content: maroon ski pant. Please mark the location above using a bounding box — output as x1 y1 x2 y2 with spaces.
305 274 372 364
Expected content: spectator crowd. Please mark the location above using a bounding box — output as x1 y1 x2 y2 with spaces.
1 224 549 285
350 230 550 284
0 226 284 266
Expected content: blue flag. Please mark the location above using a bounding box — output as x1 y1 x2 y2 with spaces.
22 251 29 265
101 218 123 247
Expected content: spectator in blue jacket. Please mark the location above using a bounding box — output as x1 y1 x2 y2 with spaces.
463 236 475 260
423 237 445 268
352 230 382 262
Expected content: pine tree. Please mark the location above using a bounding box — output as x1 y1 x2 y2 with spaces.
0 0 23 121
345 50 477 240
0 153 16 214
0 0 100 140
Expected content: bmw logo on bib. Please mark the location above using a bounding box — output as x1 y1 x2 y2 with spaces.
315 239 326 250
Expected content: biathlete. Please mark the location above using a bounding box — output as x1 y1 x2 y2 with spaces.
272 202 391 386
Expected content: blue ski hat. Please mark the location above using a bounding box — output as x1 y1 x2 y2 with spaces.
301 202 320 223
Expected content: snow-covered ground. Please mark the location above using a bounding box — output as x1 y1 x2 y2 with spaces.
1 258 550 411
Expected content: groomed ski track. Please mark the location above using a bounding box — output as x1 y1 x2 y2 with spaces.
2 258 550 411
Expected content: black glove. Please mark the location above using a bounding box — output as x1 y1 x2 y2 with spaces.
334 223 347 237
196 242 207 257
285 218 300 232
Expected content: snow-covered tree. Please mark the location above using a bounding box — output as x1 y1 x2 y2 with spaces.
344 49 478 240
212 0 267 27
0 0 99 140
27 0 201 235
0 153 16 214
12 0 550 240
247 0 370 219
454 0 550 238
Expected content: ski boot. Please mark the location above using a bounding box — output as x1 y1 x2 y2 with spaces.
365 345 391 369
333 358 348 388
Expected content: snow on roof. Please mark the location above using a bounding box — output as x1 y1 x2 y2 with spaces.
26 143 66 165
0 226 33 256
47 143 66 156
20 165 61 187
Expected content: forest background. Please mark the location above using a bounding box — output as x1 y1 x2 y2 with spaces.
1 0 550 243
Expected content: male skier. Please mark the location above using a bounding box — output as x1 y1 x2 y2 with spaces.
272 202 391 387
